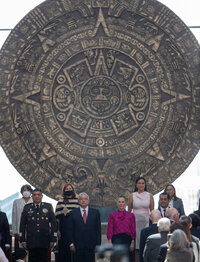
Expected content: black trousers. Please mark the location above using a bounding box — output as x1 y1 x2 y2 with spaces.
58 238 72 262
111 233 132 261
75 248 95 262
29 248 49 262
111 233 132 246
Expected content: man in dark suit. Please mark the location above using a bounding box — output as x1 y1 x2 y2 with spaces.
69 192 101 262
143 217 170 262
139 210 161 262
20 188 57 262
0 211 11 256
158 193 170 217
194 209 200 217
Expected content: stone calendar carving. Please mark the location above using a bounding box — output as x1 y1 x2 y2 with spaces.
0 0 199 206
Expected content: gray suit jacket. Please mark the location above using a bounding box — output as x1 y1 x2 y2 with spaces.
173 197 185 216
158 197 185 217
143 231 168 262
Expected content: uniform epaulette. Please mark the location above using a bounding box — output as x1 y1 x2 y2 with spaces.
25 202 33 207
41 202 52 206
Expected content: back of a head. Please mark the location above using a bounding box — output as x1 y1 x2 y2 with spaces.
189 213 200 228
169 222 184 233
179 220 192 242
165 208 178 220
158 217 170 232
180 215 192 226
14 248 27 260
169 229 190 251
150 209 161 223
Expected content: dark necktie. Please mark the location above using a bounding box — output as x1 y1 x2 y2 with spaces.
83 209 87 224
36 204 39 211
163 209 166 217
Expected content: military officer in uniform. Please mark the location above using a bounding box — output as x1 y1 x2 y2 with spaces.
19 188 57 262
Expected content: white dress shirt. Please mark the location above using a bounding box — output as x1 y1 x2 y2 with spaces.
168 199 174 208
80 206 88 217
160 206 169 217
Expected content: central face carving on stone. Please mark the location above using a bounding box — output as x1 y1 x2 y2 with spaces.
50 47 152 156
81 76 121 118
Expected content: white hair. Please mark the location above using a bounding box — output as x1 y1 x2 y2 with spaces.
158 217 170 232
150 209 161 222
169 229 190 251
165 208 179 219
78 192 89 200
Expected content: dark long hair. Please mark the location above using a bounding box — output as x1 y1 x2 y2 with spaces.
134 177 147 192
164 184 177 200
62 182 76 198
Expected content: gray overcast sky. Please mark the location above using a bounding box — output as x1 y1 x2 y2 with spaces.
0 1 199 207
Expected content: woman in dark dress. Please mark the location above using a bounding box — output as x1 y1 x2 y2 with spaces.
55 183 79 262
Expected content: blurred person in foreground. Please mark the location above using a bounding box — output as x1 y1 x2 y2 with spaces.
164 229 193 262
55 182 79 262
107 196 136 260
13 248 27 262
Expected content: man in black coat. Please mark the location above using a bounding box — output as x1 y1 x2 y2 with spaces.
139 209 161 262
69 192 101 262
0 211 11 255
20 188 57 262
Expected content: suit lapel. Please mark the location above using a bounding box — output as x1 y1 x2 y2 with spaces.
86 207 91 224
78 208 84 224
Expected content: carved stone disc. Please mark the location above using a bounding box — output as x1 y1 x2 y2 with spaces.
0 0 199 206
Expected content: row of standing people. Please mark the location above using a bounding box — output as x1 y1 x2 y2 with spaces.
127 177 185 261
55 178 154 262
55 183 101 262
0 177 186 262
54 177 186 262
11 186 101 262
